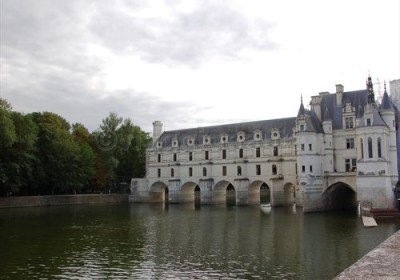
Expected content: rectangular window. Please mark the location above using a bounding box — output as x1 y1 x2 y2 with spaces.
301 144 305 151
367 118 371 126
171 168 174 177
189 167 193 177
345 158 357 172
256 147 261 158
352 158 357 170
368 138 373 158
205 150 209 160
345 117 354 129
157 154 161 163
346 138 355 149
301 165 305 173
377 138 382 158
189 152 193 161
309 144 312 151
273 146 278 156
222 149 227 159
173 153 177 162
300 124 305 131
157 168 161 177
239 148 243 158
222 166 227 176
309 165 313 172
256 164 261 175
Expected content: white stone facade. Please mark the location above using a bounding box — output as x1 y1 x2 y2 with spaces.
131 80 399 212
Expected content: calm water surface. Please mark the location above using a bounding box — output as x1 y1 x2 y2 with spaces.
1 203 400 280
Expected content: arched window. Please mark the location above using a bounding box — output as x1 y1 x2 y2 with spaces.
171 168 174 177
203 167 207 177
368 137 373 158
360 138 364 159
237 166 242 176
377 138 382 158
272 164 277 175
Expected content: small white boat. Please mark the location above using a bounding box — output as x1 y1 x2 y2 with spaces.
260 203 271 213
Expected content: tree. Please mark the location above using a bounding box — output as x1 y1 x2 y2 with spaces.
0 99 17 195
31 112 85 194
116 119 151 184
6 112 38 195
92 113 151 193
71 123 95 192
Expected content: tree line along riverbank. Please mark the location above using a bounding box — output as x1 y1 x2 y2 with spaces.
0 98 151 197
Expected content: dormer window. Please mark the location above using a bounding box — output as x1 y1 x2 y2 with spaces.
345 102 353 113
299 124 305 132
203 135 211 145
254 130 262 141
271 128 280 140
187 137 194 146
345 117 354 129
221 134 228 143
172 139 178 147
157 141 163 148
237 131 245 142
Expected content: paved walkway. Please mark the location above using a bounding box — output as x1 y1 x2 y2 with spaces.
334 230 400 279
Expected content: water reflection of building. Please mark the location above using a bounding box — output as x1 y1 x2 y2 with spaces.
131 76 399 212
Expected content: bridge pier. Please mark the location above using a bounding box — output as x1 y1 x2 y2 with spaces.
168 180 181 203
199 179 214 204
235 178 249 205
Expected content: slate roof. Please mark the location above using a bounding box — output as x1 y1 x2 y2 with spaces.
381 90 394 111
153 88 395 148
153 117 297 148
318 89 389 129
299 110 324 133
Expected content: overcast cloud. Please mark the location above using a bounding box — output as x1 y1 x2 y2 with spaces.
1 0 399 133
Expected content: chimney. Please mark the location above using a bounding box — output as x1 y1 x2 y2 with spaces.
336 84 344 106
152 121 163 143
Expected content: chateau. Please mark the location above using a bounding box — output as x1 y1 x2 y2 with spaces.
131 77 399 212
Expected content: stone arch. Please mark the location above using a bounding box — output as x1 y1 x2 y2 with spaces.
249 180 270 205
322 182 357 211
149 181 169 203
180 181 199 203
283 182 296 206
213 180 235 204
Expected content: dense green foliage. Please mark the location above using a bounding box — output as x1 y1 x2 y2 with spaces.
0 98 151 196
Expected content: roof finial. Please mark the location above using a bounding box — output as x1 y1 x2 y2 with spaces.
367 73 375 104
297 94 306 117
384 80 387 93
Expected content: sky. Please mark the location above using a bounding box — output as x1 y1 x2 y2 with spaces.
1 0 399 134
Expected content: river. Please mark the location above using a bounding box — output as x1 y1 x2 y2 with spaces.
1 202 399 279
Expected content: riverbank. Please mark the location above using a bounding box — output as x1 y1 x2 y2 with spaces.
334 229 400 279
0 194 129 208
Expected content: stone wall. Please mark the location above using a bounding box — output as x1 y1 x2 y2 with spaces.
0 194 129 208
334 230 400 279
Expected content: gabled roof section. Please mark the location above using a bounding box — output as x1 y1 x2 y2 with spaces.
153 118 297 148
323 107 331 121
320 89 368 129
303 110 323 133
357 105 387 127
